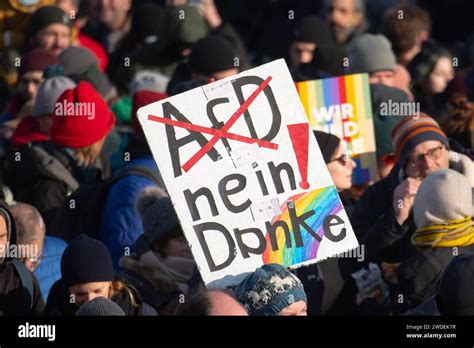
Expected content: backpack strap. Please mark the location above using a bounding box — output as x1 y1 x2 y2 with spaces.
118 166 166 190
11 259 34 311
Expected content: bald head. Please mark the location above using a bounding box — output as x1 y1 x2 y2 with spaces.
9 203 45 271
10 203 45 244
175 289 248 316
207 290 248 316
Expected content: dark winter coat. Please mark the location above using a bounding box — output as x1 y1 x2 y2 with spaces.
0 202 44 315
3 142 82 231
331 149 473 315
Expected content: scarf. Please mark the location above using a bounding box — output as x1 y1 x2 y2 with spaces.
412 217 474 248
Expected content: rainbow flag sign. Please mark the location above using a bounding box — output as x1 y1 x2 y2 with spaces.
138 60 359 288
296 74 378 184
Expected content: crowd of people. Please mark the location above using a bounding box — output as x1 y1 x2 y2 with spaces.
0 0 473 316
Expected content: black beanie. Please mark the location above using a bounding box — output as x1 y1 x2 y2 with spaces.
189 36 237 75
28 6 73 37
132 3 163 44
292 15 332 45
313 130 341 163
436 254 474 315
61 234 115 288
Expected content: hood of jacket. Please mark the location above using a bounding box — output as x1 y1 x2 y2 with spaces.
0 201 16 264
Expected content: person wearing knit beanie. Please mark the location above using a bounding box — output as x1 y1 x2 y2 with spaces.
130 70 169 134
188 36 239 80
33 75 77 118
18 48 60 79
15 48 59 104
61 234 115 288
45 233 158 315
289 15 332 69
58 234 115 307
28 5 73 56
131 71 169 97
388 169 474 314
59 46 117 102
388 114 454 227
160 5 208 49
76 297 126 316
348 34 396 87
130 3 163 46
234 264 308 316
412 169 474 248
313 131 357 192
51 80 115 148
134 186 192 259
11 75 77 146
390 113 449 170
50 81 115 168
116 186 196 315
2 48 59 127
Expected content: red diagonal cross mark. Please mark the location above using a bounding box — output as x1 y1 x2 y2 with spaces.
147 115 278 150
146 75 276 173
182 76 272 172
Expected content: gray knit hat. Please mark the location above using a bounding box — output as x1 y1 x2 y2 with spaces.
135 187 181 250
413 169 473 228
348 34 396 74
234 264 307 316
76 297 125 316
59 46 115 99
130 70 169 96
32 76 76 117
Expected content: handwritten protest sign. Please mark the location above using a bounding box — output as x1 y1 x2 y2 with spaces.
137 59 359 288
296 74 378 184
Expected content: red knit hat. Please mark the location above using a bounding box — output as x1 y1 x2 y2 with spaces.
12 117 49 146
132 90 168 134
51 81 115 148
19 48 59 77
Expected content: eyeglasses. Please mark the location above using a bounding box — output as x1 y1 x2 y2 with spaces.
329 152 352 166
406 145 445 168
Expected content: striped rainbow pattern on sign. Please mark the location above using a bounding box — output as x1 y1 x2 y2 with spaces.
262 186 342 267
296 74 378 184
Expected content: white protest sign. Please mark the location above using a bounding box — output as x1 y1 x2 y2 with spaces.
137 59 359 288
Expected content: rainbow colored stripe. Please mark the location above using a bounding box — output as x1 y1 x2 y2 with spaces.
296 74 377 184
262 186 342 266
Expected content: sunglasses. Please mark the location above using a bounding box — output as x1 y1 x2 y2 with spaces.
328 152 352 166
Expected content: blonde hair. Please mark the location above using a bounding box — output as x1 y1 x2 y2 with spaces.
73 138 106 167
109 279 139 309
